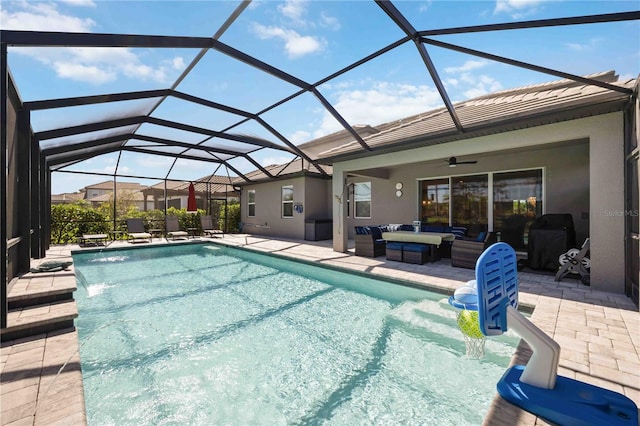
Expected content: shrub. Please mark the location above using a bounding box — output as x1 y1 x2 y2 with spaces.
219 201 240 233
50 202 109 244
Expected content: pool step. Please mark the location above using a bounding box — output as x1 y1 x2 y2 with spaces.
1 300 78 342
2 264 78 342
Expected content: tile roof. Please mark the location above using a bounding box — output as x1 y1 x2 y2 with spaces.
50 192 84 202
237 158 332 184
84 181 146 191
313 71 637 160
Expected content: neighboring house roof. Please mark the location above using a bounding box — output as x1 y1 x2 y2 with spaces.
50 192 84 203
310 71 637 162
84 181 146 191
89 190 146 203
144 175 238 197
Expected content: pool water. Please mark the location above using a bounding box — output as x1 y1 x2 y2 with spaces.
73 243 519 425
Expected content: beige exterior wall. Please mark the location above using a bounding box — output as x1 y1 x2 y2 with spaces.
240 176 331 240
333 113 625 293
339 140 589 241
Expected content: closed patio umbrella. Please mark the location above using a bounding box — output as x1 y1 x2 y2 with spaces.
187 182 197 213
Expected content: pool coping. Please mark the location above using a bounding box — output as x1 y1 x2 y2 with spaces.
2 236 638 425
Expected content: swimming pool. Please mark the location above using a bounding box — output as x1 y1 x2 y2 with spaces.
73 243 519 425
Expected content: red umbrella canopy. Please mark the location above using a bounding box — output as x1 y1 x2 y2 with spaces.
187 182 197 212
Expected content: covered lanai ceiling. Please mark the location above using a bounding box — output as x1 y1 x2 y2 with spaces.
2 1 639 191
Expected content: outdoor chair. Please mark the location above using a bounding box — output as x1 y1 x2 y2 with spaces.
79 233 109 246
165 215 189 240
200 215 223 238
354 226 386 257
451 232 493 269
125 219 151 243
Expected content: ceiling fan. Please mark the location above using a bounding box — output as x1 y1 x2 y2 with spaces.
448 157 478 167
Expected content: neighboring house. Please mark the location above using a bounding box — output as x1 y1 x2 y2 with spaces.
88 190 154 211
239 71 639 299
81 181 147 205
143 175 238 211
50 192 84 205
52 176 238 212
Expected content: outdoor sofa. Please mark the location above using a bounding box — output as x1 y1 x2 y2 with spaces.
355 223 471 260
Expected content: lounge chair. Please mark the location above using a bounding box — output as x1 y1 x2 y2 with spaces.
79 233 109 246
126 219 151 243
165 215 189 240
200 215 223 238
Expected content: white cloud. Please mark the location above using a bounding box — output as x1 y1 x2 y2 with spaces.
2 3 185 85
53 62 115 84
59 0 97 7
314 81 443 137
319 12 340 31
252 23 325 58
260 155 296 167
564 38 603 52
171 57 186 70
136 156 174 168
445 60 489 74
289 130 312 144
494 0 547 18
0 2 96 31
461 74 503 98
418 1 433 13
278 0 308 25
251 1 337 58
443 60 503 101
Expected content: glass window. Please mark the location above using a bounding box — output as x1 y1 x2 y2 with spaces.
493 169 543 247
282 185 293 218
247 189 255 217
354 182 371 218
420 178 449 225
493 169 542 248
452 174 488 227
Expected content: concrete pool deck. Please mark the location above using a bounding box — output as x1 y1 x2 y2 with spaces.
2 235 639 425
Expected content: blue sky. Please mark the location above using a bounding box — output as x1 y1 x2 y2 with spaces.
2 0 639 194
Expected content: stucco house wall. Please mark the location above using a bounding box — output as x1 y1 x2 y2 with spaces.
333 112 625 294
342 140 589 244
240 176 331 240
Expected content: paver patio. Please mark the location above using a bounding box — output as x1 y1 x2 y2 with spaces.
2 235 638 425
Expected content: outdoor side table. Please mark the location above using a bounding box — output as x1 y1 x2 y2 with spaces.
149 229 164 241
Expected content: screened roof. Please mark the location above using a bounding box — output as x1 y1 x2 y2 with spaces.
2 1 638 192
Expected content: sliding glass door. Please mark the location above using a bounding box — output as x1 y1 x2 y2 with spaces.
493 169 543 249
420 178 449 225
419 169 543 245
452 174 489 229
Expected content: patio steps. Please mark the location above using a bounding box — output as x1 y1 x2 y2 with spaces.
2 264 78 343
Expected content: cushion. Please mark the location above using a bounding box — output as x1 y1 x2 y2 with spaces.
403 243 429 253
386 242 404 250
399 224 414 231
476 231 487 242
370 226 383 239
451 226 468 239
355 226 369 235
